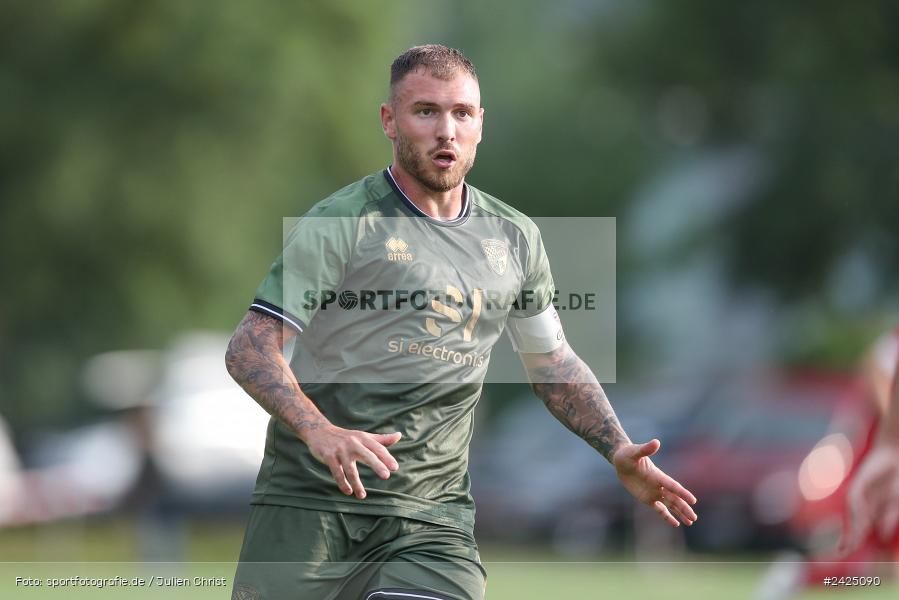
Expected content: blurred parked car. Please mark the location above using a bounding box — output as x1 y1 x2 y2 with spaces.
470 378 708 552
5 332 269 528
148 332 270 512
470 370 853 554
661 370 852 551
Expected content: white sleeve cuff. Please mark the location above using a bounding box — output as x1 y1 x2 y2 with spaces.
506 305 565 354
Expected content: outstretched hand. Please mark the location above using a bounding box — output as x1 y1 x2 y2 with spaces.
612 439 698 527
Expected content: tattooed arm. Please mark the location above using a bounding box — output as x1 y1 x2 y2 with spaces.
225 311 321 436
524 342 630 462
225 310 400 499
521 342 698 527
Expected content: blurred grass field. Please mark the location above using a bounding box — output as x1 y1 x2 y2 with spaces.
1 519 895 599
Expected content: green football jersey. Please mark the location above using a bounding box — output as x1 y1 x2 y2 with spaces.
248 168 555 532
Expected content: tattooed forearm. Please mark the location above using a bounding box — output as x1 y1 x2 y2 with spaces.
225 311 328 439
525 344 630 462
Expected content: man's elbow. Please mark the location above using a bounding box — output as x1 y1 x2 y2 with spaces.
224 331 246 384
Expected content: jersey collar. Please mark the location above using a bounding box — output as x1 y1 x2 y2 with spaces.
384 166 472 227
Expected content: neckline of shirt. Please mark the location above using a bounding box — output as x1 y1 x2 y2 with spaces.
384 166 472 227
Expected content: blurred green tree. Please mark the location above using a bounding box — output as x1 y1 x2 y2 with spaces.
0 0 415 427
2 0 897 429
452 0 898 366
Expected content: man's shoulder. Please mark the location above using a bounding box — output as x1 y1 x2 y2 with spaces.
468 183 541 238
305 171 391 218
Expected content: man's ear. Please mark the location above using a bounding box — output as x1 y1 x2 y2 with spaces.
380 103 396 140
476 107 485 144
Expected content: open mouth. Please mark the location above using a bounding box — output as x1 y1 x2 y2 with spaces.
432 150 457 169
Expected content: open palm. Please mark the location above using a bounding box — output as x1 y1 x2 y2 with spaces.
612 438 698 527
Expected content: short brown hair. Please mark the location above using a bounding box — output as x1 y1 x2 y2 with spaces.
389 44 478 102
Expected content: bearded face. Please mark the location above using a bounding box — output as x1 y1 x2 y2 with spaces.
393 124 477 193
383 69 483 194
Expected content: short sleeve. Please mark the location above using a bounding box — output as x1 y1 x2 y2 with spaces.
251 215 356 333
512 229 555 318
506 226 565 353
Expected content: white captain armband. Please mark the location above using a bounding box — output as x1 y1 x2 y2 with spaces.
506 305 565 354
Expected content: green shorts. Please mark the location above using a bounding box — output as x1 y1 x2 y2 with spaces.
232 504 486 600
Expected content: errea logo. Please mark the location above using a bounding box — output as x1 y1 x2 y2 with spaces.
386 237 413 262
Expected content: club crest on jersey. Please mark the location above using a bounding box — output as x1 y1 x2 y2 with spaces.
481 239 508 275
386 236 413 262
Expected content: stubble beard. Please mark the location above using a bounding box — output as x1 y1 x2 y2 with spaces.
394 130 476 193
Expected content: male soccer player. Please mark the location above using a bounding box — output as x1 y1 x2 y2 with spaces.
755 329 899 600
226 44 698 600
840 327 899 559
